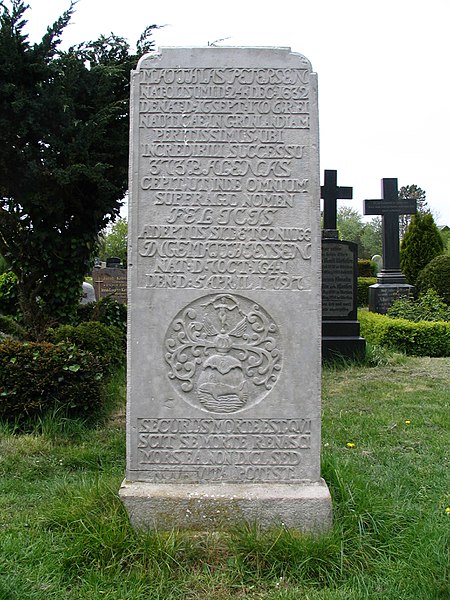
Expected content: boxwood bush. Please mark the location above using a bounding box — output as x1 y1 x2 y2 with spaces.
358 260 376 277
416 254 450 304
359 310 450 357
47 321 124 372
387 289 450 322
357 277 377 307
75 297 126 346
0 340 105 420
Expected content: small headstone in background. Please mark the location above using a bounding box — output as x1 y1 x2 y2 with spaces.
106 256 122 268
80 281 96 304
371 254 383 274
92 267 127 304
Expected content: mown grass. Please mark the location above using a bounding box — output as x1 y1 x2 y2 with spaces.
0 353 449 599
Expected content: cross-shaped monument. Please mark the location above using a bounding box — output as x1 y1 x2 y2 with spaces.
363 178 417 313
320 170 364 361
321 169 353 237
364 178 416 283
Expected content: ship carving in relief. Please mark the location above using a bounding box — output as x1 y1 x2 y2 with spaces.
164 294 282 413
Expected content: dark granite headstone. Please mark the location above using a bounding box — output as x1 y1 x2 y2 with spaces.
106 256 122 268
320 170 364 361
322 239 365 361
364 178 416 313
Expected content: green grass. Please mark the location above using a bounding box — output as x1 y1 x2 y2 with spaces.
0 355 449 599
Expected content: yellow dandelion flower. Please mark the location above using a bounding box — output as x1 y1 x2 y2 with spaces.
346 442 356 448
405 420 411 425
445 507 450 515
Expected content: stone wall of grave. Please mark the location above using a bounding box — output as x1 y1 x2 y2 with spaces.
127 47 322 485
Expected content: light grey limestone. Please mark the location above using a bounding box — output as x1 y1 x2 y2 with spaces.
121 46 331 531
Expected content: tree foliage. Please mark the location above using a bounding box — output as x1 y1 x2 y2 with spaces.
400 212 444 285
0 1 156 337
97 218 128 267
336 207 381 259
398 184 429 238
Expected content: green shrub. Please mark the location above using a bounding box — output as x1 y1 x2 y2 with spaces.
400 213 444 285
0 315 28 340
359 310 450 357
47 321 124 372
0 340 105 420
387 289 450 322
0 271 20 317
416 254 450 304
357 260 376 277
75 297 126 344
357 277 377 306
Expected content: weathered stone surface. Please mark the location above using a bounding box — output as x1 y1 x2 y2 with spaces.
121 46 331 531
120 481 332 532
92 267 127 303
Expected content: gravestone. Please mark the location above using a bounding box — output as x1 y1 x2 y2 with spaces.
371 254 382 274
321 169 353 239
364 178 416 313
92 267 127 304
120 46 332 532
106 256 122 268
320 170 365 360
80 281 96 304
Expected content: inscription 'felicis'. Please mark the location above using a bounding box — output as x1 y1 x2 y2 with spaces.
165 293 281 413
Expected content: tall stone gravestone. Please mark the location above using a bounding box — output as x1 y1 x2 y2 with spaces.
321 170 365 360
364 178 416 313
120 47 332 532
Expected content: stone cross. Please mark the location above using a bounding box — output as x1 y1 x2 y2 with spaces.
321 169 353 231
364 178 416 275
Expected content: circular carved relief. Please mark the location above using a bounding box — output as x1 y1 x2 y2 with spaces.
164 293 282 414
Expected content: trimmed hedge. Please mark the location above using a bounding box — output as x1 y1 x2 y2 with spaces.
359 310 450 357
0 340 105 419
358 260 376 277
357 277 377 307
47 321 124 372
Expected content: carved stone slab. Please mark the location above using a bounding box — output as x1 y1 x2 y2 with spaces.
121 47 331 531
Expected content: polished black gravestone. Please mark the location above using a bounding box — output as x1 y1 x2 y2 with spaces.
321 170 365 361
364 178 416 313
321 169 353 239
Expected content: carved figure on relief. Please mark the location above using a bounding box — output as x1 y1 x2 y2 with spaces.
165 294 282 414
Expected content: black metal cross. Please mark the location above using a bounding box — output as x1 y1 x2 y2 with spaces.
321 170 353 230
364 178 417 273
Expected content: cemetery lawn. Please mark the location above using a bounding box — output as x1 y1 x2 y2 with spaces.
0 356 448 599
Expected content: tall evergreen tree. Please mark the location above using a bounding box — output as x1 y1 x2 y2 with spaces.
400 212 444 285
398 184 429 238
0 1 156 337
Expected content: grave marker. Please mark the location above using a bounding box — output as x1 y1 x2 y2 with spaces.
321 169 353 236
120 47 332 532
320 170 365 360
364 178 416 312
92 267 127 304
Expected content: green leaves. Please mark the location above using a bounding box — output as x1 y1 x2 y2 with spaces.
0 1 153 336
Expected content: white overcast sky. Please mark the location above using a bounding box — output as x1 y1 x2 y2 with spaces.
23 0 450 225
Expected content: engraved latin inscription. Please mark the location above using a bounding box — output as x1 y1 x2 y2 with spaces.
165 293 281 413
137 417 311 482
137 67 312 291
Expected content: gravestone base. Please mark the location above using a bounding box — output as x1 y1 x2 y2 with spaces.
322 321 366 361
369 283 415 314
119 480 332 533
